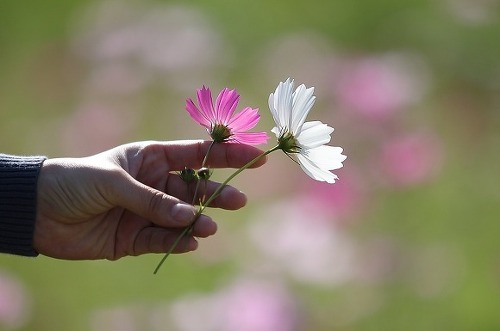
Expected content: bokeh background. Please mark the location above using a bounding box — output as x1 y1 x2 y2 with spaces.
1 0 500 330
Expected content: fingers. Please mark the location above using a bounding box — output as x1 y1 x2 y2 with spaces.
114 141 265 209
148 140 268 171
111 170 215 229
166 174 248 210
111 169 218 257
105 141 262 258
131 217 218 256
135 228 199 255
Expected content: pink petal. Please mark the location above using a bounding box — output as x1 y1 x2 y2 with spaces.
215 88 240 124
186 85 267 144
197 86 216 121
228 107 261 132
186 98 212 128
232 131 270 145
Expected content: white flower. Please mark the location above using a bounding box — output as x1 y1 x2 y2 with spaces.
269 78 346 183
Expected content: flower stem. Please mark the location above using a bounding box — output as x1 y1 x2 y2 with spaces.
191 141 215 205
153 144 280 274
197 145 280 214
152 209 203 275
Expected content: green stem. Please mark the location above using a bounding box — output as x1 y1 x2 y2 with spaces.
191 141 216 205
153 144 280 274
152 209 202 275
197 145 280 214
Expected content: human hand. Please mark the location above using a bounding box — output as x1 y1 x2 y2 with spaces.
34 140 267 260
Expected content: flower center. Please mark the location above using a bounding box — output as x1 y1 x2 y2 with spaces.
278 131 301 153
210 123 232 143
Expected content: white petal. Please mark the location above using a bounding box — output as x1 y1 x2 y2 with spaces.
271 126 281 138
297 153 339 183
305 146 347 170
297 121 334 149
274 78 294 129
304 145 346 171
268 92 282 129
291 84 316 133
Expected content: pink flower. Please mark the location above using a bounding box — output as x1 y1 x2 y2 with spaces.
218 280 299 331
186 86 269 144
334 55 427 120
302 169 366 221
248 198 356 285
0 272 31 329
378 133 443 186
167 278 300 331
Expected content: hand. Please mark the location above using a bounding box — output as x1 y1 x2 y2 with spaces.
34 140 267 260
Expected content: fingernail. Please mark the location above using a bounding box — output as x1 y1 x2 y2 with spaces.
172 203 196 224
221 186 247 209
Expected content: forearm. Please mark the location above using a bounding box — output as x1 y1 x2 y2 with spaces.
0 154 46 256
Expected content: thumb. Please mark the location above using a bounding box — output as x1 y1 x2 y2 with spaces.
112 172 198 227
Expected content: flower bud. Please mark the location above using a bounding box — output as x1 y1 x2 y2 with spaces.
197 167 213 180
179 168 197 183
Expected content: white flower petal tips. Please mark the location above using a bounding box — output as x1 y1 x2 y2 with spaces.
269 78 346 183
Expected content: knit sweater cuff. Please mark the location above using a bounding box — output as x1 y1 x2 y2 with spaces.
0 154 46 257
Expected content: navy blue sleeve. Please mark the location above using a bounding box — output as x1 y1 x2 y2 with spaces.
0 154 46 256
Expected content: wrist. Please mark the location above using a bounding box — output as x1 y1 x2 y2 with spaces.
0 154 46 256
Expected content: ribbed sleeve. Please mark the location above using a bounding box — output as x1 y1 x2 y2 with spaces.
0 154 46 256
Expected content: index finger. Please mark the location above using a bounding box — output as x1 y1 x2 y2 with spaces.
148 140 269 171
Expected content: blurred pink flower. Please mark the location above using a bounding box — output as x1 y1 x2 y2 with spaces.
166 278 300 331
377 133 443 186
219 280 300 331
301 169 366 221
248 198 356 285
0 271 31 329
186 86 269 144
334 55 428 119
61 102 136 156
72 2 231 92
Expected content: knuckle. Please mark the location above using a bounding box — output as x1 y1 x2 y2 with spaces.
147 190 166 214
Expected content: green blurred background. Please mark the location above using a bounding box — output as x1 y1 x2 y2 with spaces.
1 0 499 330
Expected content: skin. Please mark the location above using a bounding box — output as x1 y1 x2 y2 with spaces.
34 140 267 260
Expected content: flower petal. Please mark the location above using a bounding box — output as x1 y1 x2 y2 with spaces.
271 126 281 138
268 78 346 183
197 86 216 121
297 121 334 149
232 131 270 145
270 78 294 130
215 88 240 124
291 84 316 133
297 153 339 183
268 93 282 131
302 145 346 171
228 107 260 132
186 98 211 128
187 85 267 144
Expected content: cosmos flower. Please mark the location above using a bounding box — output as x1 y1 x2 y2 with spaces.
155 79 346 273
186 86 269 144
167 278 300 331
269 78 346 183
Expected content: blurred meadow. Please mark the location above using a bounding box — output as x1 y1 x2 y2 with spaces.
1 0 500 330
